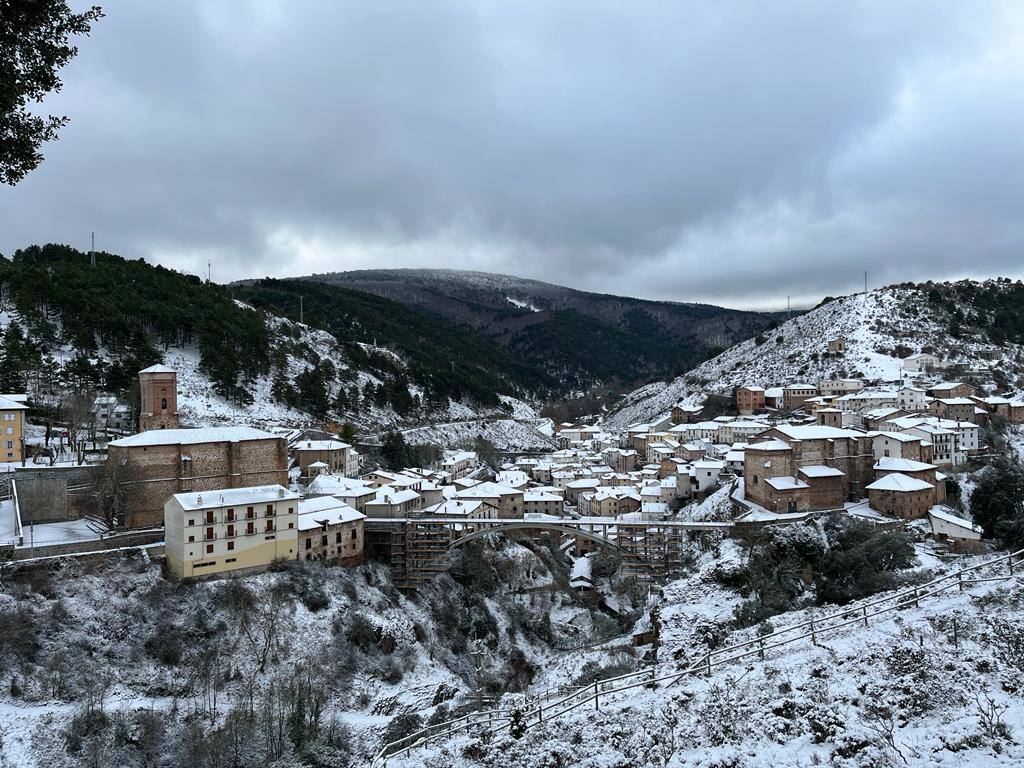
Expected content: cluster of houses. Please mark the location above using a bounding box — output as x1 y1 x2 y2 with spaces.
671 374 1014 550
4 356 1014 580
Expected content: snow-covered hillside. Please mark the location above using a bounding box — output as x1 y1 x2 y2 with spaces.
606 285 1024 428
395 555 1024 768
0 302 537 433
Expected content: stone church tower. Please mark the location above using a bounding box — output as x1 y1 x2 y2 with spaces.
138 364 180 431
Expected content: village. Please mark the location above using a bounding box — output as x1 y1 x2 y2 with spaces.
0 332 1012 592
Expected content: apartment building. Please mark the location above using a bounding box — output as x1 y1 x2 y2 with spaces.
164 484 299 579
735 386 765 416
0 395 27 463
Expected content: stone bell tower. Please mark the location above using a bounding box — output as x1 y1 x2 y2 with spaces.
138 364 179 431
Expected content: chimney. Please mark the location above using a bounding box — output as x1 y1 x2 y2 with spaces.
278 488 285 498
196 494 203 505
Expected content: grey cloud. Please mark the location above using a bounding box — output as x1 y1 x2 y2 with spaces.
0 0 1020 308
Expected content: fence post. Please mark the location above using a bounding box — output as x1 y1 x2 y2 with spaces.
594 680 599 710
1010 555 1015 577
958 572 964 592
758 637 765 660
913 587 919 608
810 616 817 646
705 652 712 677
862 605 868 627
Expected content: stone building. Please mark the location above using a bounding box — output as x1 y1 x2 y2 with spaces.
865 473 934 519
108 426 288 527
297 495 365 566
743 425 875 512
138 364 179 431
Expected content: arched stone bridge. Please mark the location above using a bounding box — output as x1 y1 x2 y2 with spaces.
363 516 733 588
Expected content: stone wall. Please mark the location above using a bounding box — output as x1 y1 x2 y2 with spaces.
109 437 288 528
14 465 102 524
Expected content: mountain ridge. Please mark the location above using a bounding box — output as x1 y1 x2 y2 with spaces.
303 268 783 390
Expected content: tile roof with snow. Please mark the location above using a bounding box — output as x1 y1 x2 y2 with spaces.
865 473 934 492
172 484 298 511
294 440 351 451
765 476 810 490
772 425 863 440
0 395 28 411
110 426 279 447
874 457 937 473
928 508 983 534
297 497 364 530
798 465 845 478
747 439 793 452
138 364 176 374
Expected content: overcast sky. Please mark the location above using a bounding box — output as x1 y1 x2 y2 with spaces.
2 1 1023 309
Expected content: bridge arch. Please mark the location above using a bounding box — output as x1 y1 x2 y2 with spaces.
446 521 629 555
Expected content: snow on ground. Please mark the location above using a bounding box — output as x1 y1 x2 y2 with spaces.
15 518 105 548
605 286 1024 428
403 418 555 451
393 563 1024 768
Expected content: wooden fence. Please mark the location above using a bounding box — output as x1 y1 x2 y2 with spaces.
371 547 1023 767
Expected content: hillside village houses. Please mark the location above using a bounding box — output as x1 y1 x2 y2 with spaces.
3 350 1015 579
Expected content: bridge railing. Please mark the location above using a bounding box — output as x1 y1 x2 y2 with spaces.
371 547 1023 766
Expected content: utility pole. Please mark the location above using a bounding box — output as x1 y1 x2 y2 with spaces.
786 296 792 322
864 270 868 293
207 258 211 283
299 296 304 325
89 232 96 267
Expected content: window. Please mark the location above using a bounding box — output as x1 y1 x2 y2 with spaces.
246 522 255 535
225 557 236 564
352 529 358 540
227 541 234 551
226 524 234 538
206 527 214 540
188 518 194 527
227 508 235 521
305 538 311 550
5 441 11 449
187 535 195 543
287 507 294 514
206 544 213 554
266 504 274 516
321 535 327 547
205 510 215 524
161 397 167 409
265 520 275 532
246 506 254 518
288 522 294 529
336 532 342 544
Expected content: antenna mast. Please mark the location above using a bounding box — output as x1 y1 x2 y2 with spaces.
89 232 96 267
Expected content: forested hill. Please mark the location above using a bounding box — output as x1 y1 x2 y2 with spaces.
0 245 550 424
313 268 782 387
0 244 269 402
232 278 557 406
